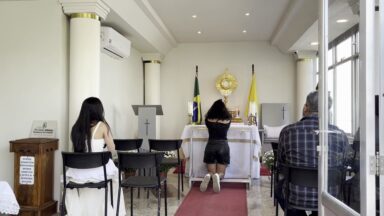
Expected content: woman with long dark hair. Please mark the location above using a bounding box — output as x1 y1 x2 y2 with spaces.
65 97 126 216
71 97 114 153
200 99 231 193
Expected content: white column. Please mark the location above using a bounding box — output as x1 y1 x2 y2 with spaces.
145 62 161 104
60 0 110 146
295 51 316 120
143 54 162 138
69 14 101 127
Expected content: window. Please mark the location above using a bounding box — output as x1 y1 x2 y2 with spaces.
325 25 359 134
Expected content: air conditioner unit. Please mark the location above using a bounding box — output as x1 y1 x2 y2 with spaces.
100 27 131 59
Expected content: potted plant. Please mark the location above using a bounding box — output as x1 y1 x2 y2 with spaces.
262 150 275 174
158 151 177 178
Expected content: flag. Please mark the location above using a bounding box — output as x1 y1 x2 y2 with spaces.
192 66 202 124
246 65 259 117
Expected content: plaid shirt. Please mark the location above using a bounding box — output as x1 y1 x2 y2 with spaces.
277 115 348 208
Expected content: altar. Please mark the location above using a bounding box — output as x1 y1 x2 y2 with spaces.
181 124 261 187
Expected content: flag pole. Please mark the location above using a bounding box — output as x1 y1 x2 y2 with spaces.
192 65 202 124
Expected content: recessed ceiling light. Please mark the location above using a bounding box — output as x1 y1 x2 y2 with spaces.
336 19 348 23
192 14 197 19
245 12 250 16
310 41 319 46
242 30 247 34
197 31 202 34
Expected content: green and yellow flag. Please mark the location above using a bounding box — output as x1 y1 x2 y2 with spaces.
192 66 202 124
245 64 259 117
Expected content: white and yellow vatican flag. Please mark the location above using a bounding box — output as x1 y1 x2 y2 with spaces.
245 65 259 118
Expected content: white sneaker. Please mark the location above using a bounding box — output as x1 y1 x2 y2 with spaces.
200 174 211 192
212 173 220 193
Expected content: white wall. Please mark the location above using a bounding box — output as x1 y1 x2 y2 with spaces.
0 0 69 201
160 42 296 138
0 1 145 206
100 49 143 138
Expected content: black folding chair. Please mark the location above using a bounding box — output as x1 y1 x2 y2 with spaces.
114 139 143 152
116 152 167 216
149 139 183 200
280 164 342 216
114 139 143 197
61 151 113 216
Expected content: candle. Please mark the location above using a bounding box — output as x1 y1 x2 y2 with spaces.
188 101 193 115
249 102 256 115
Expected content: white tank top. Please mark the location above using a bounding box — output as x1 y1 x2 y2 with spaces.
90 122 105 152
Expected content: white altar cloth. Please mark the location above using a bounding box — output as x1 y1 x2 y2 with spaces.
181 124 261 185
0 181 20 215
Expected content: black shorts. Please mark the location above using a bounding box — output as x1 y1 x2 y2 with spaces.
203 140 230 165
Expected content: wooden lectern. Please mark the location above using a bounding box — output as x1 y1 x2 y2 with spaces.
10 138 58 216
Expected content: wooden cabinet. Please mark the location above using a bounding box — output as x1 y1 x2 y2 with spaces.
10 138 58 216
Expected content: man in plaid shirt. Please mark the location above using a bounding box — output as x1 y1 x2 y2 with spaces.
275 91 348 216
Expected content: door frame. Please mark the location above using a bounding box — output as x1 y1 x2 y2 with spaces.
318 0 377 215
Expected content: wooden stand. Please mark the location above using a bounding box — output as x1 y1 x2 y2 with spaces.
10 138 58 216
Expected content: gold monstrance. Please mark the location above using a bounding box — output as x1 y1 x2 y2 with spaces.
216 69 242 123
215 69 238 105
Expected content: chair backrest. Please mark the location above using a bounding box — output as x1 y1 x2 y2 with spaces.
62 151 111 169
114 139 143 151
117 152 164 170
286 165 318 188
62 152 111 186
148 139 182 152
283 164 342 195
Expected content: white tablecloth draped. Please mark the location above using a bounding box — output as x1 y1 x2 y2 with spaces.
0 181 20 215
181 124 261 179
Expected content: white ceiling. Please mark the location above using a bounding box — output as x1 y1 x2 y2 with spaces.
145 0 291 43
102 0 360 54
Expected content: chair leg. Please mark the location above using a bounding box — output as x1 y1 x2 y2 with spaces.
61 188 66 216
131 187 134 216
275 200 278 216
137 169 141 198
110 181 114 207
180 163 184 192
347 184 352 205
177 168 180 200
105 186 108 216
116 186 121 216
270 169 273 197
157 186 161 216
164 181 168 216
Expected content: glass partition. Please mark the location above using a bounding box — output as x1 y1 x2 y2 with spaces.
322 0 379 215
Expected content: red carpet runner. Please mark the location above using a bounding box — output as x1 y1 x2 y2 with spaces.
174 183 247 216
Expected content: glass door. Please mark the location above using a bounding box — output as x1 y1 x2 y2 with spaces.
379 1 384 215
318 0 378 215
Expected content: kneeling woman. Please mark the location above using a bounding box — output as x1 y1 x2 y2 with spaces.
200 99 231 193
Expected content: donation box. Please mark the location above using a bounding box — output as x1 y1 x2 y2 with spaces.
10 138 58 216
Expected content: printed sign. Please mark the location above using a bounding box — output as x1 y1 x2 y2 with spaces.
19 156 35 185
30 120 57 138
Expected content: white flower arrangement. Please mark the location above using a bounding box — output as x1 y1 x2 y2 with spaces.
262 150 275 170
164 151 177 158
